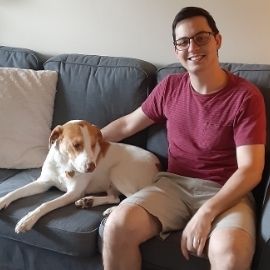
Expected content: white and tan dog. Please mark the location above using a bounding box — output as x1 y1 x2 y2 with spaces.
0 120 160 233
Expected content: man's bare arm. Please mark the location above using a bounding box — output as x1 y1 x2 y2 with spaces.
101 107 155 142
202 144 265 219
181 144 265 259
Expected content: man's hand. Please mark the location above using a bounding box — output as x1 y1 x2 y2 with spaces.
180 207 213 260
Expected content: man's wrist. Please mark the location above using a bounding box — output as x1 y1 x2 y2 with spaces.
198 204 216 223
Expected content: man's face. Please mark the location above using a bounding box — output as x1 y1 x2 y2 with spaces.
174 16 221 74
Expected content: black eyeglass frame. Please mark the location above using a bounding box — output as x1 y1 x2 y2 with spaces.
173 31 216 51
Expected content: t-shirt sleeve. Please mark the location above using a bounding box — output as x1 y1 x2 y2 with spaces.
141 76 169 123
234 88 266 146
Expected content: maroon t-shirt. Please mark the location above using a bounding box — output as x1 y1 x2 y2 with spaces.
142 72 266 185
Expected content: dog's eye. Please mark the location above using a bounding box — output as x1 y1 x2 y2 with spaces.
91 142 96 149
73 142 81 150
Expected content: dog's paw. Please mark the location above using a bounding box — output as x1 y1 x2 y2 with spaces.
103 206 117 216
15 212 36 233
0 197 11 210
75 197 94 209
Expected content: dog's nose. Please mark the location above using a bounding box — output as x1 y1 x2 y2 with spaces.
86 162 96 172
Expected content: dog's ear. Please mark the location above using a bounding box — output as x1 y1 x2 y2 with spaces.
49 125 63 148
97 129 110 156
97 129 103 142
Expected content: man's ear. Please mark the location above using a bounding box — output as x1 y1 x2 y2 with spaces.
215 33 222 50
173 46 179 57
49 125 63 148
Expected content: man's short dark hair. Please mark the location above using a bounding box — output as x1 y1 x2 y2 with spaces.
172 7 219 43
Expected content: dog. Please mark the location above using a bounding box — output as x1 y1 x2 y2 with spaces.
0 120 160 233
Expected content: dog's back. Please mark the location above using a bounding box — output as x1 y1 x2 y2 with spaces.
88 142 160 196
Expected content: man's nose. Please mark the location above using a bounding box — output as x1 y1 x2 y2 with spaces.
188 39 200 50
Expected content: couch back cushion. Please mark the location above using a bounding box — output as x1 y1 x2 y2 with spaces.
148 63 270 162
44 54 156 147
0 46 41 70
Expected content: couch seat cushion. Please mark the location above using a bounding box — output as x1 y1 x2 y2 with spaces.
0 169 108 256
0 169 22 183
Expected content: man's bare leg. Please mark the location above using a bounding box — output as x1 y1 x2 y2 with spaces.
102 203 161 270
208 228 254 270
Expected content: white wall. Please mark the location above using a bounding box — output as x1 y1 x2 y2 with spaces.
0 0 269 66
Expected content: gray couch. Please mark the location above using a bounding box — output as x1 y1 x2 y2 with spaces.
0 45 269 270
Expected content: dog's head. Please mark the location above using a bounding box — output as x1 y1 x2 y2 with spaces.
49 120 108 173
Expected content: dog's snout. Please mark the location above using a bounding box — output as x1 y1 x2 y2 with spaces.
86 162 96 172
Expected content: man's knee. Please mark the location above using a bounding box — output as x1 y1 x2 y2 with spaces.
103 203 160 247
208 228 254 270
103 204 138 244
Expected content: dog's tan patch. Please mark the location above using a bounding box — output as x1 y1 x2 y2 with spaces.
61 120 111 166
82 121 110 163
65 170 75 178
75 197 94 208
62 122 85 158
99 140 110 158
49 125 63 148
96 132 110 164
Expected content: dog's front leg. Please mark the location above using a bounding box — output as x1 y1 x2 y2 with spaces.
15 191 81 233
0 179 51 210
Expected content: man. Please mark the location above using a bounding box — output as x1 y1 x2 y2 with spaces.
101 6 266 270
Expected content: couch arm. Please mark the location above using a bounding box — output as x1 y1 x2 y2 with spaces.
253 178 270 270
241 149 270 270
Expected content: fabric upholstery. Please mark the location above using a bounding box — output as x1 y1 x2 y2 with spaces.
0 169 109 256
0 46 41 70
44 54 157 148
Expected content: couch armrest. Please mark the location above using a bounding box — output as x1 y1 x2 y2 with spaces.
252 148 270 270
253 177 270 270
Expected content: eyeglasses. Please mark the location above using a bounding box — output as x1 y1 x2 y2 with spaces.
174 31 215 51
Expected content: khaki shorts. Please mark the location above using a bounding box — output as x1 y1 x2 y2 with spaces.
121 172 256 239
